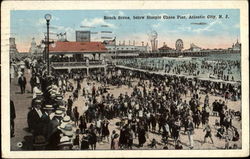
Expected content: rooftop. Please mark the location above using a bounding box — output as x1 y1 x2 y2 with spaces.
49 41 108 53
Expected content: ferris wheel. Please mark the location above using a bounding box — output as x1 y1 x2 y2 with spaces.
175 39 184 51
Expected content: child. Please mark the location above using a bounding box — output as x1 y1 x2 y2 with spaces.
203 120 214 144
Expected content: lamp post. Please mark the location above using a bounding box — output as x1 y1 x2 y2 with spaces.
44 14 53 75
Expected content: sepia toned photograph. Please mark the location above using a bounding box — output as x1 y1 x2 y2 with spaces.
1 0 249 158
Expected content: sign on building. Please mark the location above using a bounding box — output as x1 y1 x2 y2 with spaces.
76 31 91 42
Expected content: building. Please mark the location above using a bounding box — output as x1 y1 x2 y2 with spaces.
48 41 108 74
189 43 202 52
76 31 91 42
49 41 107 60
158 43 174 53
9 37 19 58
104 41 150 54
29 37 44 57
232 39 241 51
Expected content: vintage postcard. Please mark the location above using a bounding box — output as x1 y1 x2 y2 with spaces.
1 0 249 158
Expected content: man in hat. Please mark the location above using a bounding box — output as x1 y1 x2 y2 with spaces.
60 123 74 139
27 100 44 135
43 105 55 119
18 73 27 94
43 105 55 138
46 110 64 150
67 96 73 116
30 74 36 93
33 84 42 99
48 110 63 136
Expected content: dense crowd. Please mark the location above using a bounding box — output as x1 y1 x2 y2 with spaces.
11 57 241 150
117 58 241 82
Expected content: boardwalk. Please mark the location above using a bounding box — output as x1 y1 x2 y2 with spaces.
10 67 242 150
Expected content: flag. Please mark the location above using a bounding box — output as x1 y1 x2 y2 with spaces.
109 37 116 45
102 37 116 45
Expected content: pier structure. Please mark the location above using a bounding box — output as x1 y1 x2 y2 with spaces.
112 49 241 59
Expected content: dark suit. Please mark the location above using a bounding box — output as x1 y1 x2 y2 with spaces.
30 76 36 93
27 108 43 136
10 100 16 137
46 128 62 150
18 76 27 93
47 117 60 139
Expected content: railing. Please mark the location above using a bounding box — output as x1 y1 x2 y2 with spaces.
51 61 104 67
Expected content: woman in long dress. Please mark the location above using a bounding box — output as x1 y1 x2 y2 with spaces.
101 119 110 142
138 126 146 147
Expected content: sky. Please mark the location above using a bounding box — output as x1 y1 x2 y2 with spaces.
10 9 240 52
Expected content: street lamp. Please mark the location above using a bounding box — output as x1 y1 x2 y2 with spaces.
44 13 53 75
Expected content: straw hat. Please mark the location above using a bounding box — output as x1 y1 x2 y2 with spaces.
58 122 67 130
47 85 52 90
52 85 58 89
34 99 42 103
44 105 53 110
62 116 72 123
50 93 56 98
54 110 63 117
36 91 43 96
56 96 63 101
58 136 72 146
58 105 66 111
61 124 74 137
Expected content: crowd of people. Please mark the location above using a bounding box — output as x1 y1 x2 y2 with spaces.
117 57 241 82
11 56 241 150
